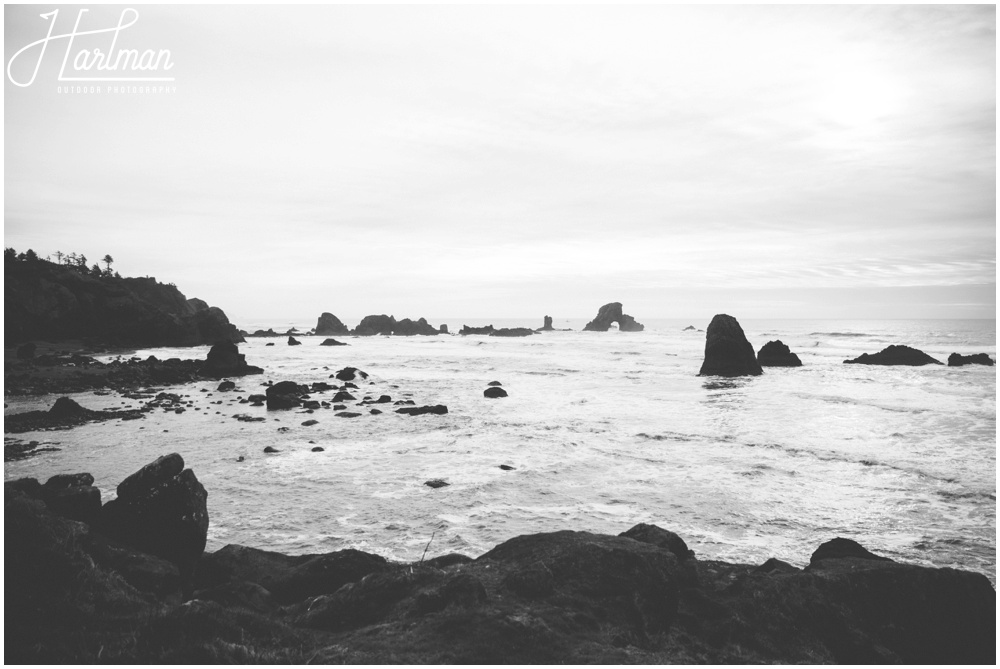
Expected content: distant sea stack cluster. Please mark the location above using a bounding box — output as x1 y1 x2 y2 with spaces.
696 314 993 376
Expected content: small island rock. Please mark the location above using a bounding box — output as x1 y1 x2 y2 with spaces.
698 314 762 377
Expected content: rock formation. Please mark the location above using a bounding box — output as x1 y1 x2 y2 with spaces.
4 255 243 347
698 314 763 376
287 336 302 346
460 325 495 335
352 315 395 336
484 386 508 398
266 381 309 410
5 460 996 664
319 338 348 346
439 324 449 334
314 312 349 336
490 328 534 337
201 341 264 378
538 316 554 331
757 340 803 367
948 353 995 366
844 345 943 366
583 302 644 332
392 317 439 336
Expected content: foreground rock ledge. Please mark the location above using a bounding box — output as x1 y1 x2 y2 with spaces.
5 457 995 664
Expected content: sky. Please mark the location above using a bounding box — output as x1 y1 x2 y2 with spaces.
4 4 996 324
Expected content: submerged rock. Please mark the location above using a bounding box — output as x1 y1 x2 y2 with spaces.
396 405 448 416
757 340 803 367
319 338 348 346
484 386 508 398
424 479 450 489
947 353 994 367
491 328 534 337
266 381 308 410
583 302 644 332
844 345 942 366
698 314 762 377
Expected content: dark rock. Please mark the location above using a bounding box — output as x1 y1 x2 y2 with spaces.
757 340 803 367
352 315 395 336
88 533 183 603
311 446 324 452
336 412 362 418
844 345 943 366
302 400 320 410
809 537 893 566
217 380 236 391
266 381 308 410
425 479 450 488
698 314 762 377
755 557 800 574
948 353 995 367
415 573 489 614
619 523 695 563
683 325 696 331
193 580 275 613
487 380 503 386
48 396 89 418
16 342 36 359
484 386 508 398
393 317 439 336
287 336 301 346
490 328 534 337
97 454 208 586
335 367 369 381
459 324 495 335
538 315 554 331
332 391 356 402
263 446 280 453
42 473 95 491
196 544 388 605
499 464 515 471
583 302 645 332
439 324 449 334
369 409 382 415
319 338 348 346
396 405 448 416
310 382 335 392
265 342 275 346
202 341 263 378
301 419 319 427
44 485 102 525
314 312 349 336
421 553 474 569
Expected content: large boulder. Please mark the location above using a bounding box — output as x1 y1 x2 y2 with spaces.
196 544 389 605
314 312 349 336
96 453 208 586
844 345 942 366
538 316 554 331
201 341 263 378
320 338 348 346
757 340 803 367
948 353 994 367
266 381 308 409
583 302 644 332
698 314 762 376
287 336 301 346
352 315 395 336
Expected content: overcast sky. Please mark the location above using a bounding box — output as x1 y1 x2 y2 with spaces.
4 4 995 323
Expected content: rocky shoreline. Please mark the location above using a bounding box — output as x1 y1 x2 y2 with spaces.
6 454 995 664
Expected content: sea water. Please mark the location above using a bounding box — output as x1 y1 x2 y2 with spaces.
4 318 995 584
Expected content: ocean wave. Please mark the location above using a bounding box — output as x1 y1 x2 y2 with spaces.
809 332 879 338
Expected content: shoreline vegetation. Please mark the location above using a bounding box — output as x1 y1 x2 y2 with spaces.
4 251 996 663
6 453 996 664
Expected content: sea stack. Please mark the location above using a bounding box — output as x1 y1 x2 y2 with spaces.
844 345 942 366
757 340 802 367
314 312 349 336
583 302 644 332
698 314 762 376
947 353 994 367
538 316 554 331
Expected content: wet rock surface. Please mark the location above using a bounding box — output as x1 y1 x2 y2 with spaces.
948 352 995 366
583 302 644 332
5 459 995 664
757 340 803 367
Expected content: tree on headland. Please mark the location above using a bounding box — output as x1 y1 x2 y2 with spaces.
91 263 102 276
4 247 16 262
102 254 114 273
54 250 65 264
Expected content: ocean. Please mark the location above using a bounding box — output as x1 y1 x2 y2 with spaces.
4 318 996 584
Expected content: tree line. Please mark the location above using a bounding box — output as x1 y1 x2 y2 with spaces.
5 247 121 279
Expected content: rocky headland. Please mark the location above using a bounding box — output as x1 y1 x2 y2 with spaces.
5 252 242 348
6 455 995 664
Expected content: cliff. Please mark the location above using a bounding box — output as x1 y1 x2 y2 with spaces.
4 256 243 347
